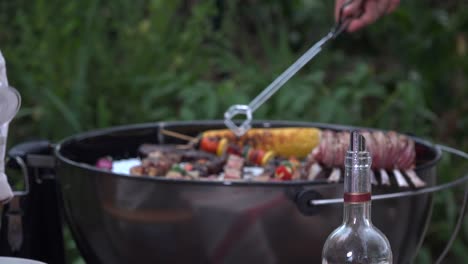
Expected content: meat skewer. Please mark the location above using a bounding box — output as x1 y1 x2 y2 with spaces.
305 130 425 188
371 131 392 186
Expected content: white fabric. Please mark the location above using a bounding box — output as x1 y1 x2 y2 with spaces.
0 257 46 264
0 50 15 203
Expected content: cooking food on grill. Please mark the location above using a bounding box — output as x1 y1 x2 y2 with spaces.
130 145 225 178
201 127 321 158
95 127 426 188
223 154 245 179
304 130 425 188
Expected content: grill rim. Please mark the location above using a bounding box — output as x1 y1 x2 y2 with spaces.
54 120 442 187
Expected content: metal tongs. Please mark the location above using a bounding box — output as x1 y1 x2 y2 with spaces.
224 0 362 136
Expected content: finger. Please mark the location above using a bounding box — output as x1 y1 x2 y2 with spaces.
377 0 391 17
342 0 365 18
335 0 364 21
386 0 400 14
335 0 347 22
347 0 380 32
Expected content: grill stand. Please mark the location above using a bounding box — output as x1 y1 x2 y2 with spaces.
0 141 65 264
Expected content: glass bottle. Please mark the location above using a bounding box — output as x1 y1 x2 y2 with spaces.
322 131 393 264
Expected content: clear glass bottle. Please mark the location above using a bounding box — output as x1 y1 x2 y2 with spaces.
322 131 393 264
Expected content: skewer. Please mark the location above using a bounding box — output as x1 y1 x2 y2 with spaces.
160 129 197 142
175 145 193 150
159 129 200 149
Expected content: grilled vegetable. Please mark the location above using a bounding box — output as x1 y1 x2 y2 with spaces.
201 127 321 158
275 158 300 181
242 146 275 166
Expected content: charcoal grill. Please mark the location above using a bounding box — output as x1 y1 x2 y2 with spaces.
0 120 466 264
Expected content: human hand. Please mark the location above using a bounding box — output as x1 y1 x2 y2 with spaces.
335 0 400 32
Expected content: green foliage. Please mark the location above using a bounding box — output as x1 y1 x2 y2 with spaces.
1 0 467 263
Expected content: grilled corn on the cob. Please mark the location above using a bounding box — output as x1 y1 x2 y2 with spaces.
202 127 321 158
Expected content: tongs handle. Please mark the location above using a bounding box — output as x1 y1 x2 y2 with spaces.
224 0 363 137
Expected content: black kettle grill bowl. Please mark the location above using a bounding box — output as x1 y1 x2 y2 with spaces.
55 121 441 264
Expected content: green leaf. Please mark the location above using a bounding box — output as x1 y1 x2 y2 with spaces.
43 89 82 132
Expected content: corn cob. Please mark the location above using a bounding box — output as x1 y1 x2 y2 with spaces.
201 127 321 158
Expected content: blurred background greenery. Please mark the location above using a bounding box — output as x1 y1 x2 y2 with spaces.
1 0 467 263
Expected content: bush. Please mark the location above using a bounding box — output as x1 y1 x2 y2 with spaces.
1 0 467 263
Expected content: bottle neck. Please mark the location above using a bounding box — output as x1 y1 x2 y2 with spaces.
344 151 372 194
342 149 372 225
343 201 372 226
